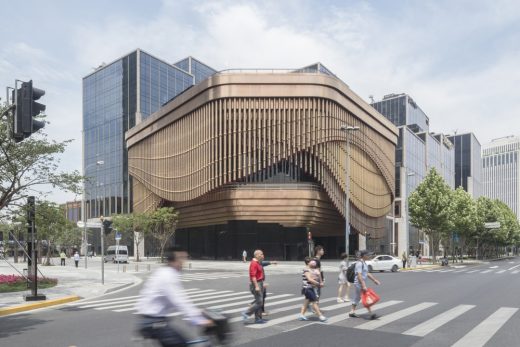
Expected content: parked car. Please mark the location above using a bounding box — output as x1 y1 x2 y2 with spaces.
365 255 401 272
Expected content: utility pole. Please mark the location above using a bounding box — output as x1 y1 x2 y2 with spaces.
24 196 46 301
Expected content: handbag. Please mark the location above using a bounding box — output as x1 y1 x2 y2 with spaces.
361 288 380 308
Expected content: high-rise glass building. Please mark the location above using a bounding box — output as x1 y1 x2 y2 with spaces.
482 136 520 219
372 93 455 257
447 133 482 198
82 49 216 221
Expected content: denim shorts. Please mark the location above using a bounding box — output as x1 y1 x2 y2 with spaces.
303 287 318 302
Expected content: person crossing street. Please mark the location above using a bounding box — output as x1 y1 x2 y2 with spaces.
242 250 267 324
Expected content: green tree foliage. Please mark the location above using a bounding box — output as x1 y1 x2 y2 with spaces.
0 103 82 214
448 187 477 262
149 207 179 262
408 168 452 262
34 200 76 265
112 212 151 262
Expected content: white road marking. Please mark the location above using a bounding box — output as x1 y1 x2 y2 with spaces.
508 263 520 271
403 304 475 337
355 302 437 330
466 270 479 273
451 307 518 347
480 270 492 274
326 300 402 324
496 270 506 274
489 266 498 269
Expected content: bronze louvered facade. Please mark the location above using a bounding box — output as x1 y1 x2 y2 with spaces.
126 72 398 258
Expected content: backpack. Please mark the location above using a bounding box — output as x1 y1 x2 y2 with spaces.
346 263 356 283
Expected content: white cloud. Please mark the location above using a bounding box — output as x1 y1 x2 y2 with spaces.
3 0 520 203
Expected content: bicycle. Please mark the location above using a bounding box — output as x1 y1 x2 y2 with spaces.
134 309 232 347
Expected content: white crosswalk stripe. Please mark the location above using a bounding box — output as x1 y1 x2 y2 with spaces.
451 307 518 347
68 285 520 346
406 268 520 275
403 304 475 337
355 302 437 330
180 272 246 282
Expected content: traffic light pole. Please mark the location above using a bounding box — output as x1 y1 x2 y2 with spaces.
101 219 105 285
24 196 46 301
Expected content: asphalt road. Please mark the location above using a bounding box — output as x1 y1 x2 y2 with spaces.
1 257 519 347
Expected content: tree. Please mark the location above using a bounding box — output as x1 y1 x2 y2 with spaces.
112 212 151 262
34 200 75 265
408 168 452 263
448 187 477 262
0 103 82 214
150 207 179 262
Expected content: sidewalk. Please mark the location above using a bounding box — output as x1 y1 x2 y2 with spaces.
0 256 142 316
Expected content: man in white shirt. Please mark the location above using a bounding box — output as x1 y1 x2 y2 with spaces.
136 247 211 346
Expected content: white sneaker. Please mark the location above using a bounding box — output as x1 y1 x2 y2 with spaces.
337 298 344 303
342 297 350 302
319 315 328 322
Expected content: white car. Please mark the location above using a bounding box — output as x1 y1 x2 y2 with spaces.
365 255 401 272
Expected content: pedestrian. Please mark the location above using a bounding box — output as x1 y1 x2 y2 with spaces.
73 251 80 268
135 247 212 345
298 257 327 322
60 250 66 266
242 249 267 324
313 245 325 300
348 250 381 320
250 259 277 317
401 251 407 269
242 250 247 262
337 252 351 302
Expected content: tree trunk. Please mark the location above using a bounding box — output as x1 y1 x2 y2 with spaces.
45 242 52 266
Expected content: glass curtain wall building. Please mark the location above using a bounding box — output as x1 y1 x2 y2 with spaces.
372 93 454 257
482 136 520 219
447 133 482 198
83 49 216 221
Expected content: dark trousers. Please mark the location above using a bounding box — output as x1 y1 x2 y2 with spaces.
402 260 407 268
250 287 267 312
246 281 264 320
61 258 65 266
138 316 187 347
74 260 79 268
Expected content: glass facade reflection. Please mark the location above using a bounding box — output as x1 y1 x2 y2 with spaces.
448 133 482 197
372 93 454 257
83 49 216 220
173 56 218 85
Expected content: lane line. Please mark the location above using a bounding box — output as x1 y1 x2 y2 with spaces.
355 302 437 330
451 307 518 347
480 270 492 274
326 300 402 324
403 304 475 337
508 263 520 271
227 297 337 323
466 270 479 273
496 270 506 274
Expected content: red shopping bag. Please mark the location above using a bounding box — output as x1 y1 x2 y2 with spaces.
361 288 380 308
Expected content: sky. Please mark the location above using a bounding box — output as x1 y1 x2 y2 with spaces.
1 0 519 204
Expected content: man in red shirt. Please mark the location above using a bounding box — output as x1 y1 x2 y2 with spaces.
241 249 266 324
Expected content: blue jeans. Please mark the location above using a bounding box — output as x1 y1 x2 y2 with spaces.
138 316 187 347
246 281 264 320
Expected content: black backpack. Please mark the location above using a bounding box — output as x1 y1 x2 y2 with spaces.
346 262 356 283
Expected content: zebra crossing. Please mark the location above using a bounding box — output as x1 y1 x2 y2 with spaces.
66 287 520 346
406 266 520 275
179 271 246 282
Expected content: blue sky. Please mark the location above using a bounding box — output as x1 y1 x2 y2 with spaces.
1 0 519 203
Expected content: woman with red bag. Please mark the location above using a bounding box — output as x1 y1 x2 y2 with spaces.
348 250 381 320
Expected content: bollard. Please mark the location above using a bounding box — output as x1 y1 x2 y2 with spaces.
189 262 192 270
147 264 151 271
135 264 139 272
123 265 126 272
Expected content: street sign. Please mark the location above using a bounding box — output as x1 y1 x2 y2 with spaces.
77 221 102 228
419 240 426 244
484 222 501 229
115 232 122 241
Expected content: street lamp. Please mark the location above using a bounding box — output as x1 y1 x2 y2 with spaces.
82 160 104 269
340 125 360 266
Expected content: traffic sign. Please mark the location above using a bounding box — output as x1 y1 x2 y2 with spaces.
77 221 102 228
115 232 122 241
484 222 501 229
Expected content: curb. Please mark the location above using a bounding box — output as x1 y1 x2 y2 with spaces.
401 265 441 271
0 295 81 317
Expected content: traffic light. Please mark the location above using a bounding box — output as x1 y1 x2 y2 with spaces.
102 219 113 235
12 80 46 142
